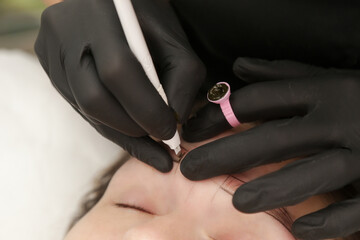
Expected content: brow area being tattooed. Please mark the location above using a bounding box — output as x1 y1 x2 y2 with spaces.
219 175 294 233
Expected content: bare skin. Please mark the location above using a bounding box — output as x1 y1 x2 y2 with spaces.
65 124 339 239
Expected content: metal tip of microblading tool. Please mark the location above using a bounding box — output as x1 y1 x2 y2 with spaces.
179 151 188 162
173 150 184 163
174 145 181 156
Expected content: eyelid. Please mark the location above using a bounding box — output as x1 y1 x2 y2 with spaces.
115 203 154 215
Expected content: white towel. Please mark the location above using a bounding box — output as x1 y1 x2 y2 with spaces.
0 49 123 240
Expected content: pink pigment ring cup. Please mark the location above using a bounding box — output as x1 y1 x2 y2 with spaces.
207 82 241 128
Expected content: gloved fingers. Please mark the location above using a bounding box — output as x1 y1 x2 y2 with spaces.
233 57 360 83
37 50 78 107
181 117 333 180
91 37 177 140
34 4 77 107
183 79 314 142
292 197 360 239
160 53 206 124
133 0 207 124
232 149 357 213
64 49 147 137
34 33 49 74
49 60 78 107
92 122 173 173
182 102 232 142
233 57 324 83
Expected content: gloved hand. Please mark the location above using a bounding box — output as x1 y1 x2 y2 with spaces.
181 57 360 239
171 0 360 68
34 0 205 172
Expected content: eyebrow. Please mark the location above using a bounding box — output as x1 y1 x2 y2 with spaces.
219 175 295 234
178 146 296 237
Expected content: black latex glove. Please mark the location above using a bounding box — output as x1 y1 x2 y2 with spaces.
171 0 360 68
34 0 205 172
181 57 360 239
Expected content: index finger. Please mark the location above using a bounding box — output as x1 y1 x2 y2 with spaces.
180 117 333 180
92 28 177 140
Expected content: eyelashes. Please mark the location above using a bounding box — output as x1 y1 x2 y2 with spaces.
115 203 154 215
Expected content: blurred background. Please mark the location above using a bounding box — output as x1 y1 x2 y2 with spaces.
0 1 123 239
0 0 47 51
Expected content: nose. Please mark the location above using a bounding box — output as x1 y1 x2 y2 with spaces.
122 216 195 240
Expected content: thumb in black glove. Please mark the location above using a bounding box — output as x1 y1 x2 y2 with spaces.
181 57 360 239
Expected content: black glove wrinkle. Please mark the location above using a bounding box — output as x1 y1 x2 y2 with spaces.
35 0 205 168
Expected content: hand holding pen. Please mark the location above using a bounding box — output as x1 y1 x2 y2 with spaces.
35 0 205 171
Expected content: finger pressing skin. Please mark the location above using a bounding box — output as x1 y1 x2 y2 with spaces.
233 57 324 83
183 78 315 142
65 48 146 137
92 35 177 140
93 123 173 173
181 117 335 180
232 149 357 213
292 197 360 239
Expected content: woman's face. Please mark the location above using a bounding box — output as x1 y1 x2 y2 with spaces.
65 124 336 240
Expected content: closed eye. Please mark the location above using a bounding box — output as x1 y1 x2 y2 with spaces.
115 203 154 215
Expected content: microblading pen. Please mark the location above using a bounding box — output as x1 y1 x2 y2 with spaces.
113 0 182 156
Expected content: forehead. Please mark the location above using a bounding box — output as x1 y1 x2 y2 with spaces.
113 156 288 199
105 157 295 237
112 158 229 194
108 157 248 225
